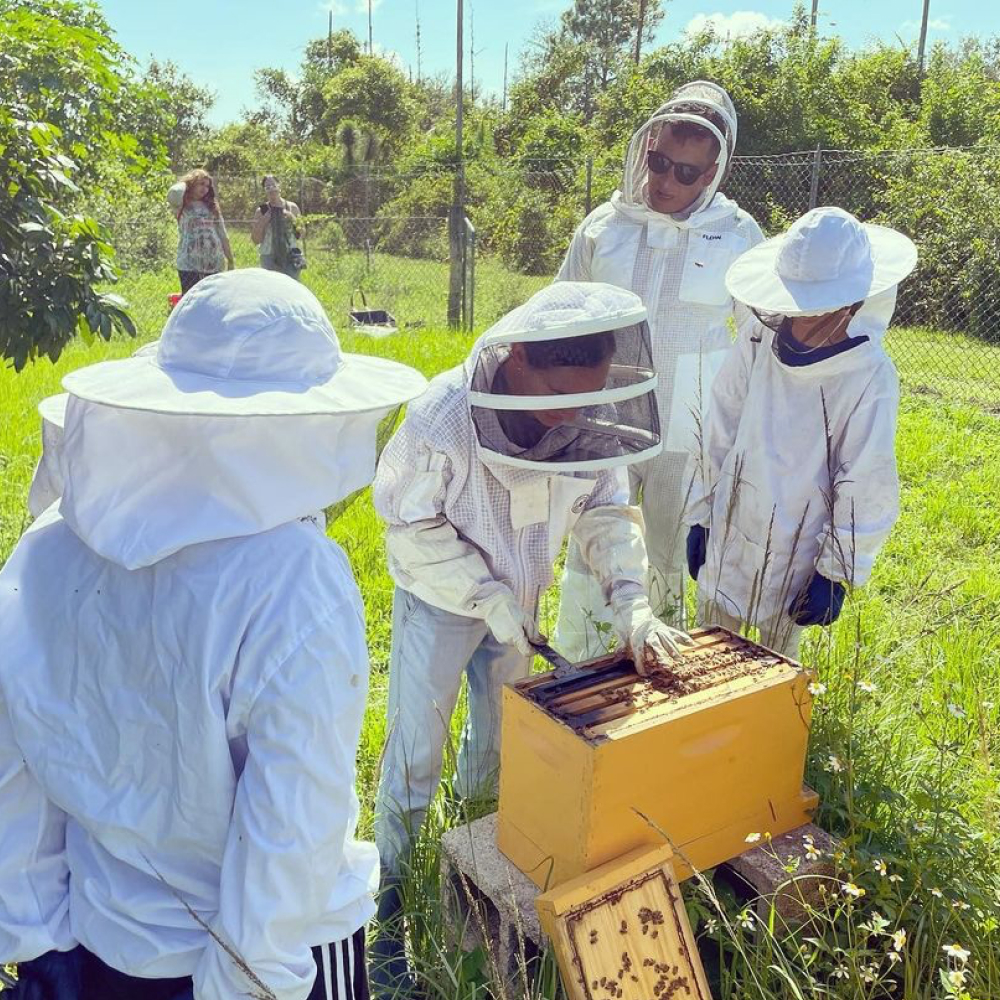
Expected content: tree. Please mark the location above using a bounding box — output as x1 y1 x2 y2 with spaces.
255 29 363 138
561 0 664 110
139 59 216 169
319 57 415 149
0 0 151 368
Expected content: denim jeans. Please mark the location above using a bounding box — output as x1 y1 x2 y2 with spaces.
374 588 530 872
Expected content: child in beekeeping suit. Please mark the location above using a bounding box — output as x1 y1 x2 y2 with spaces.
0 270 427 1000
370 280 691 995
684 207 918 657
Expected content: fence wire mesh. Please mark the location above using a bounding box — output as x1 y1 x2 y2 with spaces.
111 147 1000 408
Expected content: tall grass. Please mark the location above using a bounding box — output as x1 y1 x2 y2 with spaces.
1 285 998 998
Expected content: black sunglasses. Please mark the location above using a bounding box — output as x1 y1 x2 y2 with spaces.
646 150 709 186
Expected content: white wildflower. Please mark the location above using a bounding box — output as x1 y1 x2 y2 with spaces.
943 943 970 963
946 967 967 990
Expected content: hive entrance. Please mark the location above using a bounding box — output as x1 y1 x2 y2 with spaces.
520 627 792 741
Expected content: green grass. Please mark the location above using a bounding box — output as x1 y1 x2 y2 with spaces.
117 229 549 341
1 280 999 998
885 326 1000 410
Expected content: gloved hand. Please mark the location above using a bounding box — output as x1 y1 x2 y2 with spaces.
686 525 709 581
482 591 543 656
612 594 693 675
788 572 846 626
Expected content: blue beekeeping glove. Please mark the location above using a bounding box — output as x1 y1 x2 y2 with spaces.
686 525 709 581
789 572 846 626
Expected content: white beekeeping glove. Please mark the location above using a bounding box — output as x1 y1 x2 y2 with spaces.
479 590 544 657
612 593 693 675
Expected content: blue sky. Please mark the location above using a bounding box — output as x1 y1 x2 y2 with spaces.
96 1 997 127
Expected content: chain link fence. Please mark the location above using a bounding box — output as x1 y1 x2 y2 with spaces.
111 147 1000 407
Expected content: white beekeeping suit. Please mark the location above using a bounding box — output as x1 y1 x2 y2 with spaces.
0 270 427 1000
376 283 664 622
554 81 765 658
371 282 688 884
686 207 918 654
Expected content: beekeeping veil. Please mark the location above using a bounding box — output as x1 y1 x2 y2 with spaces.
725 206 918 353
620 80 738 219
466 282 662 473
57 268 428 569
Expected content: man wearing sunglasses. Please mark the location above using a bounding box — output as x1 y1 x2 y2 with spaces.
554 80 764 659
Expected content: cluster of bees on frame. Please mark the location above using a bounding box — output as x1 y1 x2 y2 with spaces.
576 907 694 1000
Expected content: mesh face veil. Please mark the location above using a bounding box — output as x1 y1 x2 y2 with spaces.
621 80 738 215
467 283 661 473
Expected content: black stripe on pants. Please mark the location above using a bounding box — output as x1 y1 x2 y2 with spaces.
11 926 369 1000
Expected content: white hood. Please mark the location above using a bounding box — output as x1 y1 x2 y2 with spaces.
59 398 390 570
614 81 739 229
463 281 662 474
57 269 427 570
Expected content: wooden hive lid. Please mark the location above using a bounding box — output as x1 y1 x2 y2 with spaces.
536 843 713 1000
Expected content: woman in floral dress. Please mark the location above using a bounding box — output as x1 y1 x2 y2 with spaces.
168 169 235 293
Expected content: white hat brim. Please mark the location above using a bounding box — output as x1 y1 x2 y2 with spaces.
62 352 428 417
726 223 918 316
38 392 69 427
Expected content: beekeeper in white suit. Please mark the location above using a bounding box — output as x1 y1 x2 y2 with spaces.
369 281 690 995
684 207 918 656
0 269 427 1000
554 80 764 657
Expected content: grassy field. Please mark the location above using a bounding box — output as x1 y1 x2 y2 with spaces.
1 275 999 998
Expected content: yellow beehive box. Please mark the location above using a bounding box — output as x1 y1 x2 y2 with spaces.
497 627 817 889
536 843 713 1000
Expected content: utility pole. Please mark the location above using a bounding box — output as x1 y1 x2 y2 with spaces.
810 0 819 31
368 0 373 55
502 42 508 112
448 0 465 327
634 0 647 64
917 0 931 75
415 0 422 82
327 10 333 70
470 5 475 104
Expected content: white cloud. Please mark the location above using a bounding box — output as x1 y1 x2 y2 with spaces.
900 16 952 32
320 0 348 14
685 11 785 41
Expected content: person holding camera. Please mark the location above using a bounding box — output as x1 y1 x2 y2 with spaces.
251 175 305 279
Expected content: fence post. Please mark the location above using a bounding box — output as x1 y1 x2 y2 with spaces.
585 155 593 217
808 144 822 211
463 215 476 331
